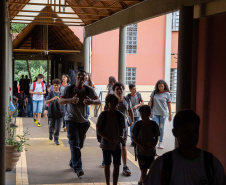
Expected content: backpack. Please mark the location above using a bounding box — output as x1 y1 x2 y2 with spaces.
127 92 142 102
160 150 214 185
33 82 45 92
133 120 158 161
150 90 156 109
48 91 64 119
97 110 122 143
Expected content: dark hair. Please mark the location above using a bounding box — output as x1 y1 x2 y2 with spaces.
86 73 94 87
77 69 86 75
46 85 51 89
105 94 119 105
52 78 61 85
62 74 71 83
154 79 170 93
129 83 135 90
37 74 44 79
173 109 200 129
112 82 125 91
139 105 151 113
107 76 117 90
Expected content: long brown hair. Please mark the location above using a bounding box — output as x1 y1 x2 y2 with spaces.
86 73 94 88
154 79 170 93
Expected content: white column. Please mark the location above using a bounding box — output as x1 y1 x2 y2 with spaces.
118 26 127 85
164 13 172 86
84 36 91 73
5 18 9 109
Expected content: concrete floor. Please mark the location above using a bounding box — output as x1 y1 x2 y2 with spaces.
6 117 174 185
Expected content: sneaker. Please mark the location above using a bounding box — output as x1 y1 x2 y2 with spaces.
76 169 84 177
10 123 18 128
69 162 73 170
54 140 60 145
34 119 37 124
158 142 164 149
49 133 53 140
123 165 131 176
37 123 41 127
64 127 67 132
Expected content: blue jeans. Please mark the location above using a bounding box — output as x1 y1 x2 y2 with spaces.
87 106 90 116
66 121 90 172
49 118 62 141
129 117 140 142
27 103 33 117
33 100 43 114
152 115 167 142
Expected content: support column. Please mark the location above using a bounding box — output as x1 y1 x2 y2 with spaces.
164 13 172 86
9 34 13 98
176 6 194 111
118 26 127 85
84 37 91 73
0 0 6 184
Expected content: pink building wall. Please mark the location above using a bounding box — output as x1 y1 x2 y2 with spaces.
171 31 178 69
92 15 167 85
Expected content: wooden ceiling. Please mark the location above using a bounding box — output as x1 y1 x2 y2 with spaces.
8 0 143 26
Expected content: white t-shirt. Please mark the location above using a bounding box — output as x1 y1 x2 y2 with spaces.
145 149 225 185
30 82 46 101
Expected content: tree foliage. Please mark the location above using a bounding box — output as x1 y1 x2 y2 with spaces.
15 60 49 82
11 23 27 33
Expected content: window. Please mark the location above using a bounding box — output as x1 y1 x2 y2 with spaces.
172 11 180 31
126 24 137 54
170 69 177 102
126 68 136 85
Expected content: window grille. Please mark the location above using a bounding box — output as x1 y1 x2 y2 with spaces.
170 69 177 102
126 24 137 54
126 68 136 85
172 11 180 31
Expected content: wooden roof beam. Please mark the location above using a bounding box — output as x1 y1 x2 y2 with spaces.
11 22 85 26
7 2 122 10
11 14 99 20
9 9 109 16
12 18 84 24
13 49 81 53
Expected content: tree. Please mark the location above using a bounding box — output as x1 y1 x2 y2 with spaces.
11 23 27 33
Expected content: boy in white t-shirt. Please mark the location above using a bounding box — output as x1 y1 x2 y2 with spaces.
29 74 46 127
144 110 225 185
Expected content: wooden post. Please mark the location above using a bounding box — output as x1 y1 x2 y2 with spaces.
26 60 32 83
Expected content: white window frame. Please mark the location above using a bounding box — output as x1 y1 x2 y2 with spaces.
126 67 136 85
126 24 137 54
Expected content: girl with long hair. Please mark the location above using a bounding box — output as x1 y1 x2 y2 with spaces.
148 79 172 149
61 74 70 132
107 76 116 94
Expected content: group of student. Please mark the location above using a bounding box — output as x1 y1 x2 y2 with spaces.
10 69 225 185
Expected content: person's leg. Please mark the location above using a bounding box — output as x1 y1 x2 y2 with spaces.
66 121 83 175
122 146 127 166
159 116 167 143
48 118 54 140
103 150 112 185
37 100 43 124
33 100 37 123
122 128 131 175
140 169 148 183
112 149 121 185
54 118 62 144
27 103 31 117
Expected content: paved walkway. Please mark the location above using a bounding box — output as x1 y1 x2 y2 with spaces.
6 117 174 185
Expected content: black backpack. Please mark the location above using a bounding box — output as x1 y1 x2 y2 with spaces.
97 110 122 143
48 92 64 119
133 120 158 161
161 150 214 185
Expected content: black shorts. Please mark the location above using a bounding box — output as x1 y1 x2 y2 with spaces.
122 129 128 146
102 149 122 166
137 155 155 170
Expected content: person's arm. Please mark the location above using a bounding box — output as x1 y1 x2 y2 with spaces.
83 96 101 105
45 96 58 104
29 89 38 95
41 90 46 95
167 102 172 121
59 95 79 105
132 133 148 152
133 101 144 109
97 127 117 143
128 110 134 126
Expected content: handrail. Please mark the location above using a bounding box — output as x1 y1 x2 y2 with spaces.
94 90 177 117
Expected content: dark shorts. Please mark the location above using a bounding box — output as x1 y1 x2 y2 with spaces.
122 129 128 147
137 155 155 170
102 149 122 166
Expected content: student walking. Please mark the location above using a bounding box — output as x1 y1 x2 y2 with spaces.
126 84 144 146
59 69 101 177
105 82 134 175
46 79 64 145
149 80 172 149
60 74 70 132
107 76 116 94
144 110 225 185
15 89 26 117
29 74 46 127
132 105 160 185
97 94 125 185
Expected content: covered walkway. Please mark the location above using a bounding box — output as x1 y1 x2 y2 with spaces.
6 117 174 185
